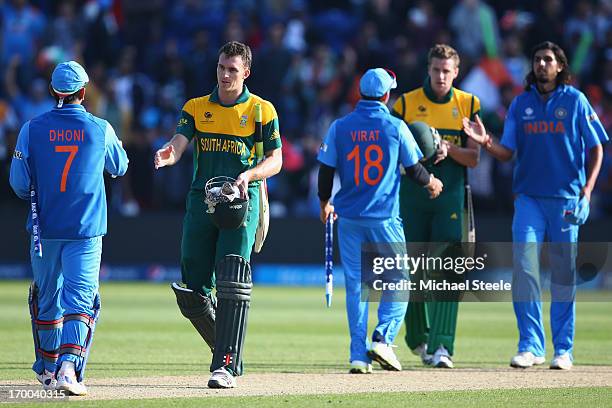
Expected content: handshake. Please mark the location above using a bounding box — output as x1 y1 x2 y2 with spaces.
425 174 443 199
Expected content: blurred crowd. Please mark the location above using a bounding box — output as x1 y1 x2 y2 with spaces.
0 0 611 218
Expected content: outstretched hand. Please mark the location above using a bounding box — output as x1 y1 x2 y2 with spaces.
154 145 175 169
462 114 489 146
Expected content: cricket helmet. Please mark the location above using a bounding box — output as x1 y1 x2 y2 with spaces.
408 121 441 162
204 176 249 229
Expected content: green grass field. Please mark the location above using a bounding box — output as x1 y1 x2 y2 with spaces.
1 281 611 406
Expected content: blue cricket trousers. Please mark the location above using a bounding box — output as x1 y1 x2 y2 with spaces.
512 195 578 359
31 236 101 375
338 216 408 364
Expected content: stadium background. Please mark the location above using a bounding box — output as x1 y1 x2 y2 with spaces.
0 0 610 283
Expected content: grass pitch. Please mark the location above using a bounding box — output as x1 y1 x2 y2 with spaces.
0 281 610 406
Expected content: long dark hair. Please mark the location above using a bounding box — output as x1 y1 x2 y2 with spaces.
524 41 571 90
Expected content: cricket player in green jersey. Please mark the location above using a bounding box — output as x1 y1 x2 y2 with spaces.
154 41 282 388
391 44 481 368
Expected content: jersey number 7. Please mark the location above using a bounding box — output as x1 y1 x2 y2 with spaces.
346 144 383 186
55 145 78 192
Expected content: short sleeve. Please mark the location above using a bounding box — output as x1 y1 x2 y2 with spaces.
471 95 481 120
262 102 282 152
500 98 518 151
398 120 423 167
176 99 196 141
9 122 32 200
391 94 405 119
317 120 339 167
577 92 608 149
104 122 129 177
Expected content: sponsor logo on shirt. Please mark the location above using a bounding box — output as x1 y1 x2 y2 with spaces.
416 105 427 117
320 143 328 152
177 118 189 127
13 149 23 160
522 107 535 120
203 111 214 123
269 129 280 141
452 107 459 119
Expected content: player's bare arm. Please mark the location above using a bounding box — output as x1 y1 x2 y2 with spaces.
235 147 282 196
463 115 513 162
154 133 190 169
582 144 604 201
445 137 480 168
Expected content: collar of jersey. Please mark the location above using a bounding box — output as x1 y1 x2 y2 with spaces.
356 100 390 113
529 83 566 98
423 76 453 104
209 85 250 106
53 104 86 112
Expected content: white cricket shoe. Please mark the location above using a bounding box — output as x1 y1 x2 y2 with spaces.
36 369 56 390
349 360 373 374
432 346 454 368
412 343 433 366
550 353 573 370
367 342 402 371
56 371 87 396
208 367 237 389
510 351 545 369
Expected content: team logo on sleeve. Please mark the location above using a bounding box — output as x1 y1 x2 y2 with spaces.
554 107 568 119
13 149 23 160
240 115 248 128
320 143 328 152
587 112 599 122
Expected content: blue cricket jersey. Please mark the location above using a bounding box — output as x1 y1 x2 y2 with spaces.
317 100 422 219
9 104 128 239
501 85 608 198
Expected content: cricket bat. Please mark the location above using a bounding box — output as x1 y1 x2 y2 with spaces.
325 214 333 307
253 103 269 253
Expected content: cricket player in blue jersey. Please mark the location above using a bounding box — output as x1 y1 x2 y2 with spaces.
463 42 608 370
9 61 128 394
318 68 443 373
